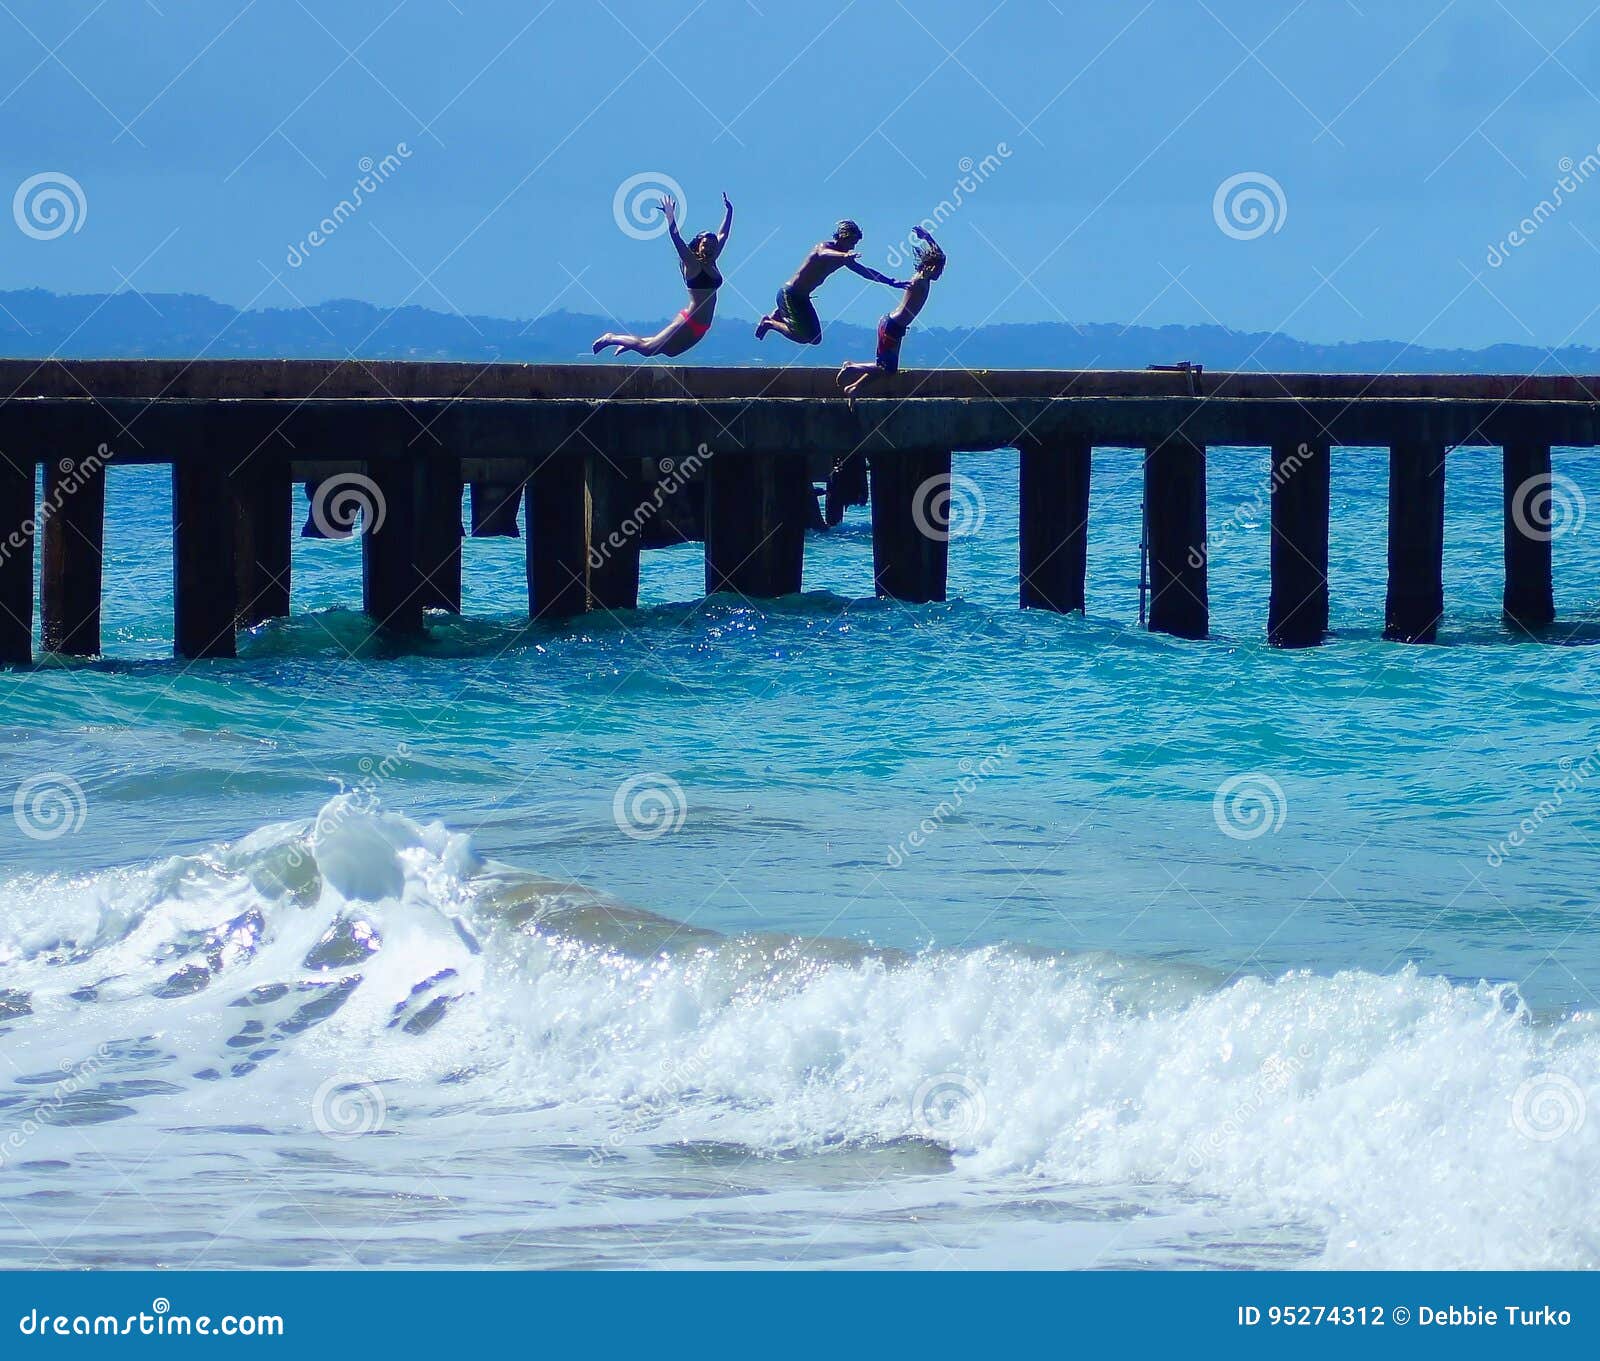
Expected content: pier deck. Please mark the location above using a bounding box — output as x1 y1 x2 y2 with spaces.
0 361 1591 661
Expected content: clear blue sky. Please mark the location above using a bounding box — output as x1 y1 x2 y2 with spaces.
3 0 1599 350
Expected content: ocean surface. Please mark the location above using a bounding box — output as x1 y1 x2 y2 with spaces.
2 444 1598 1270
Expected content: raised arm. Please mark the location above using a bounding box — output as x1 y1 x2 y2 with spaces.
660 195 693 263
846 258 912 289
716 191 733 248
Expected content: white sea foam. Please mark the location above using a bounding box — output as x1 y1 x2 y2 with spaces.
1 798 1594 1269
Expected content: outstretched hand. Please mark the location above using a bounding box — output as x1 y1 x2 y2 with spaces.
658 195 678 224
722 191 732 210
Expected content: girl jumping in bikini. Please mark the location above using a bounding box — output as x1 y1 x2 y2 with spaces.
593 192 733 358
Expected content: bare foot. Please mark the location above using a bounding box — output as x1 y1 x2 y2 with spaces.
592 336 613 355
754 317 772 341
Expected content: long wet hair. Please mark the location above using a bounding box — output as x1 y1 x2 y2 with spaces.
688 231 719 263
913 236 946 279
830 219 862 248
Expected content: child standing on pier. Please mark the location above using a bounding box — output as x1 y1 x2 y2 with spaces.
836 227 945 401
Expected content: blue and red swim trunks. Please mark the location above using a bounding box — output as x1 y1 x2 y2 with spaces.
875 312 909 374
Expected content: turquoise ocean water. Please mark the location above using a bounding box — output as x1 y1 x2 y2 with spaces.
2 445 1598 1269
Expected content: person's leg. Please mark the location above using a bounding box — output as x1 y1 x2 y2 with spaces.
837 361 872 387
599 320 685 358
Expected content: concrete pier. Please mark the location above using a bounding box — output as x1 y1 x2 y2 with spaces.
1384 440 1447 644
870 448 951 604
705 452 808 598
1018 435 1090 613
1268 439 1331 648
0 361 1594 661
1502 442 1556 632
0 454 33 666
1144 434 1208 640
40 451 105 656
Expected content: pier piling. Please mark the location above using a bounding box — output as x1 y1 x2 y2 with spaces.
1018 435 1090 613
470 476 523 537
1502 442 1556 632
1268 439 1331 648
173 460 238 659
361 459 425 634
417 457 464 614
1144 435 1209 640
870 449 951 604
587 452 644 612
0 455 33 666
40 452 105 656
233 458 291 629
526 452 590 620
1384 440 1446 644
705 452 808 598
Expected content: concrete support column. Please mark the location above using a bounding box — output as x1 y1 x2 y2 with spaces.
526 453 589 620
173 461 238 659
41 451 106 656
1268 439 1331 648
1144 434 1208 640
1502 441 1556 632
1384 440 1446 644
0 455 34 666
417 456 463 614
233 457 292 629
870 448 951 603
361 459 425 634
1018 435 1090 613
704 451 808 598
587 451 644 612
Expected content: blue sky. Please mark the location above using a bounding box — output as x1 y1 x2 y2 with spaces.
4 0 1600 349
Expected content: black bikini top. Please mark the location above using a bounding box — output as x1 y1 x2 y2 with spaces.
686 268 718 291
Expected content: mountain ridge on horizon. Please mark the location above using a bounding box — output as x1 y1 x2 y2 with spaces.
0 288 1595 375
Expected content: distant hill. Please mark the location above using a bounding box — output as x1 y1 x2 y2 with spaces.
0 288 1595 374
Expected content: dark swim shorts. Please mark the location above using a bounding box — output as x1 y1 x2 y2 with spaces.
776 285 821 344
875 312 909 374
